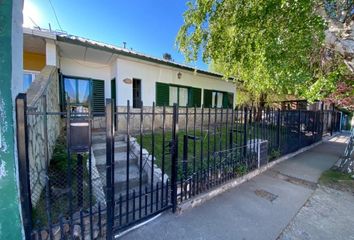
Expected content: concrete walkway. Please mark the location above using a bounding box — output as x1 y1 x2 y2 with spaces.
119 134 349 240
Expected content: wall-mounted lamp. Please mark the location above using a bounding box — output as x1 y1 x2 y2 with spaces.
177 72 182 79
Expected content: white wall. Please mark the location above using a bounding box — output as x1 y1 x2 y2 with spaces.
60 57 111 99
116 56 236 107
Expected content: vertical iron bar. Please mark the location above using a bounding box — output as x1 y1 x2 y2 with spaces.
132 190 136 221
193 106 196 195
139 102 144 218
243 107 248 157
200 106 204 189
150 102 155 213
98 202 102 237
298 109 301 150
126 100 131 223
119 194 122 226
156 182 159 211
213 107 217 185
15 94 33 240
171 104 179 213
161 105 166 208
207 107 211 188
105 99 114 240
277 109 280 149
88 100 94 240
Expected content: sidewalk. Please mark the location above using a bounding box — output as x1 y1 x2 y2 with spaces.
120 134 349 240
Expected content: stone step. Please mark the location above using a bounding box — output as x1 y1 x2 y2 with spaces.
92 133 125 144
95 152 137 167
97 165 148 192
92 141 127 156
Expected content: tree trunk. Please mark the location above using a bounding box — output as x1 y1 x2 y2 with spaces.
256 93 267 122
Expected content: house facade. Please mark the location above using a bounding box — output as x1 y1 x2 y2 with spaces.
23 27 236 126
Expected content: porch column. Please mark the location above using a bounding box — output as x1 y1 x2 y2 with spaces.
0 0 24 239
46 39 58 66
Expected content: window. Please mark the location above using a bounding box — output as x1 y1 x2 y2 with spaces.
60 76 105 114
204 89 233 108
133 78 142 108
156 82 201 107
168 85 188 107
23 71 38 92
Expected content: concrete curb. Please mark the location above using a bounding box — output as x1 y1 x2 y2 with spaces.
177 133 339 214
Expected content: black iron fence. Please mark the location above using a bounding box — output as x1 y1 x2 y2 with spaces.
16 94 342 240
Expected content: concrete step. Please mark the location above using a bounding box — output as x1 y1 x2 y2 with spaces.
97 165 148 192
95 152 137 167
92 141 127 156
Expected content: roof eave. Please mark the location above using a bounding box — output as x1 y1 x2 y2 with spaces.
56 35 234 81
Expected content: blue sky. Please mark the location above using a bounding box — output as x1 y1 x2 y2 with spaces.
23 0 209 70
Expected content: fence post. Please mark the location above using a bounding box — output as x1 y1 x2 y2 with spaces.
298 109 301 150
320 102 324 138
276 109 281 149
330 104 335 136
105 99 114 240
15 93 33 240
243 107 248 157
171 104 179 213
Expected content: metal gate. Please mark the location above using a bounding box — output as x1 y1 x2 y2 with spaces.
105 100 178 238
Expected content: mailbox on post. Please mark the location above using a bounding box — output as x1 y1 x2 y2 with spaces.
69 120 90 152
69 118 90 208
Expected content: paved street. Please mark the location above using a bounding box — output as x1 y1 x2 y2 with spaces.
119 134 350 240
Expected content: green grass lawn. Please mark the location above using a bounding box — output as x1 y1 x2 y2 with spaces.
135 124 279 178
319 169 354 193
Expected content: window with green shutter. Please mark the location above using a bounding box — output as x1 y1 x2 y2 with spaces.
205 89 234 108
156 82 170 106
92 80 105 114
227 92 234 108
156 82 202 107
203 89 213 108
60 75 105 114
188 87 202 107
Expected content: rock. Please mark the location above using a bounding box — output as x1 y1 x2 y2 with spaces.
40 230 48 240
142 148 149 155
73 224 81 239
84 225 100 239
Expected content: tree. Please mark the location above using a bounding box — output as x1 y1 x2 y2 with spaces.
163 53 173 61
177 0 327 106
320 0 354 110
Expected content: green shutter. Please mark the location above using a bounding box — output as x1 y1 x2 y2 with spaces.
228 92 234 108
59 73 65 112
188 87 201 107
92 80 105 114
222 92 234 108
203 89 212 108
156 82 169 106
222 92 228 108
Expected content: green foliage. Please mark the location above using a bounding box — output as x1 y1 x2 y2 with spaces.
177 0 327 101
234 164 247 176
51 134 88 174
270 148 281 160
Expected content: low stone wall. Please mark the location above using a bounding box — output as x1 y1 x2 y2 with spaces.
26 66 61 205
129 137 168 185
92 106 235 133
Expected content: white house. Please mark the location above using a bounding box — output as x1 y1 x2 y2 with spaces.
23 27 236 118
